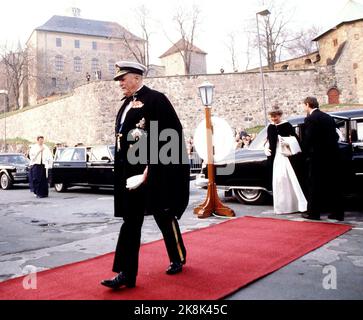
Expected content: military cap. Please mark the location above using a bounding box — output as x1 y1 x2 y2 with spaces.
114 61 147 81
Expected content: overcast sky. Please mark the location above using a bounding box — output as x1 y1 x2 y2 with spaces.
0 0 358 72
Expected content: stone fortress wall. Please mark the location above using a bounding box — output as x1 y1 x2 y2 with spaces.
0 67 341 147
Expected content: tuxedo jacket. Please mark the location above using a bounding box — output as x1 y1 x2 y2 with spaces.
302 109 340 163
113 85 190 219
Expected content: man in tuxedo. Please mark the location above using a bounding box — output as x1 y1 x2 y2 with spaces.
101 61 190 290
301 97 344 221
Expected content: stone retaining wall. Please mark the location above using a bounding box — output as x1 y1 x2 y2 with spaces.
0 68 336 147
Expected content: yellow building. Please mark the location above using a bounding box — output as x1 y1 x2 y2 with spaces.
159 39 207 76
24 9 144 106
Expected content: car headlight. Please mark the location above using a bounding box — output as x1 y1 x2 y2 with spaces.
17 168 26 173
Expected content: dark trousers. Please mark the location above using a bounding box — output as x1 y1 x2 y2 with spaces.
32 164 49 197
305 159 344 218
112 206 186 282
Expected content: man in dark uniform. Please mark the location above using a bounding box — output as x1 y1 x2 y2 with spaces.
301 97 344 221
101 61 190 289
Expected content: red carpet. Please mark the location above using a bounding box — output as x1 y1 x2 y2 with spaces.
0 216 351 300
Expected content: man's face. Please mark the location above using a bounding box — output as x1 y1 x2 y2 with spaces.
37 138 44 145
303 103 309 114
118 73 140 97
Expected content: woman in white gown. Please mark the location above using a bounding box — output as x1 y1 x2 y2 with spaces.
264 107 307 214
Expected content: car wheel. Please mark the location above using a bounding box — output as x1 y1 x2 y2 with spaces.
54 183 67 192
233 188 267 205
0 173 13 190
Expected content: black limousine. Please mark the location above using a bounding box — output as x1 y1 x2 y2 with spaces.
196 109 363 204
50 145 114 192
0 153 30 190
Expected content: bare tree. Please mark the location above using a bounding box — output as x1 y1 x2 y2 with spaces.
287 26 321 57
0 43 29 109
225 32 239 72
121 5 151 73
255 0 298 70
170 4 201 75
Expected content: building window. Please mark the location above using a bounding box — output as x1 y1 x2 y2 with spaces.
92 41 97 50
74 57 82 72
75 40 80 48
55 55 64 71
56 38 62 47
91 58 99 73
353 63 358 70
108 60 115 75
333 39 338 47
52 78 57 87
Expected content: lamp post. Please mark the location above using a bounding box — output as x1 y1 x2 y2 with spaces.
193 81 235 219
0 90 8 152
256 8 271 126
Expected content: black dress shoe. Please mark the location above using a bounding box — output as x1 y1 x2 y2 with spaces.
301 213 320 220
101 272 135 289
328 213 344 221
166 262 183 275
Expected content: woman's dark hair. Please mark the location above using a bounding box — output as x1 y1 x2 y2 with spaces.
304 97 319 109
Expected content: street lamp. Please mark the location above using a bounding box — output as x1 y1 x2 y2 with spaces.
0 90 8 152
193 81 235 219
256 8 271 126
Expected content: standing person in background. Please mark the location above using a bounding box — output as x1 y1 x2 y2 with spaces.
29 136 53 198
301 97 344 221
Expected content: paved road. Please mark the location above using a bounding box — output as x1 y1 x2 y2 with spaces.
1 183 362 299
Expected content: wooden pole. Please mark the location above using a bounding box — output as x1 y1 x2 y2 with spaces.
194 107 235 219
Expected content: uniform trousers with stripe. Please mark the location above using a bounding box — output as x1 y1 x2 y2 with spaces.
112 201 186 282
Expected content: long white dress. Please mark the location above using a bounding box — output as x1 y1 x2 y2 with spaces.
272 138 307 214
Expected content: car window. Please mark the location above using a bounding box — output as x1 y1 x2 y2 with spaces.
357 122 363 141
249 127 267 150
56 148 86 162
108 146 115 160
349 119 363 144
72 148 86 161
0 155 28 165
12 155 29 165
334 118 348 143
0 156 8 164
57 148 74 161
89 146 111 161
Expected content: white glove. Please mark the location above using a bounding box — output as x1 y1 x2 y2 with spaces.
264 143 271 156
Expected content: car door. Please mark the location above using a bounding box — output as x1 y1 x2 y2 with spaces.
87 146 114 186
332 117 354 193
52 147 88 185
350 118 363 193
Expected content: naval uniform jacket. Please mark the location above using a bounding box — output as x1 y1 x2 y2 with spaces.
114 85 190 219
